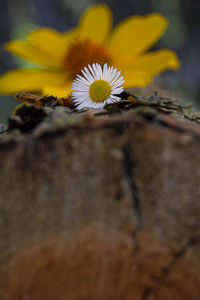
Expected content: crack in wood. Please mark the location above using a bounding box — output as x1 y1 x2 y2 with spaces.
140 287 153 300
122 143 142 245
161 236 200 278
140 236 200 300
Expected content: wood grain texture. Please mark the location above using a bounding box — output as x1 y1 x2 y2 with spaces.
0 110 200 299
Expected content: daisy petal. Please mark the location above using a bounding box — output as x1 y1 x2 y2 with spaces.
78 4 112 44
102 63 108 78
76 74 91 86
84 67 94 81
96 63 103 79
111 95 121 100
112 87 124 94
110 70 121 84
72 63 124 110
81 69 93 83
88 64 97 80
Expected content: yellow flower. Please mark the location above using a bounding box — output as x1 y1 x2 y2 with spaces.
0 4 179 98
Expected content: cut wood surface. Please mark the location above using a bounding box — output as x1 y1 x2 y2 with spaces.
0 104 200 299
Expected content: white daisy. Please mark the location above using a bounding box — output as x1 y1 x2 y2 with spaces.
71 63 125 110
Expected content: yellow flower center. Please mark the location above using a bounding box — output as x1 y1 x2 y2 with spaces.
63 39 111 77
89 80 111 102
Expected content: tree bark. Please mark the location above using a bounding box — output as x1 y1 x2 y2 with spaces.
0 108 200 299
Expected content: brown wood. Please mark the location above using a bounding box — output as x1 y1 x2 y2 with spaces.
0 108 200 299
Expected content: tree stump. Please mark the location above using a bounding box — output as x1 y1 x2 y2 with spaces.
0 102 200 299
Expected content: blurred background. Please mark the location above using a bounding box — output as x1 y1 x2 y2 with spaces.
0 0 199 123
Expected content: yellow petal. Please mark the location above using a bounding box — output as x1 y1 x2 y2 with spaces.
5 40 62 68
78 4 112 44
122 69 153 88
42 82 72 98
0 69 67 94
127 49 180 75
63 27 78 44
28 28 72 63
108 13 168 63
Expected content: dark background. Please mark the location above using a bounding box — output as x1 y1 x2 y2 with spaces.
0 0 199 123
